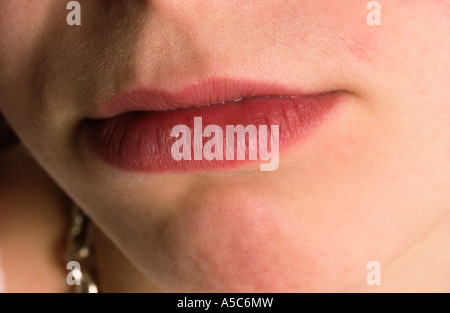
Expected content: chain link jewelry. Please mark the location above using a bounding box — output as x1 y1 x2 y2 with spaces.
66 203 99 293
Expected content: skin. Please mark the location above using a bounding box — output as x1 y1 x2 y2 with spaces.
0 0 449 292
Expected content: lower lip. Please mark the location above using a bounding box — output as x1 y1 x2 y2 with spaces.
83 92 344 173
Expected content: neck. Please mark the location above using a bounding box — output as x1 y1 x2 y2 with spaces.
345 212 450 292
0 115 17 151
92 225 164 293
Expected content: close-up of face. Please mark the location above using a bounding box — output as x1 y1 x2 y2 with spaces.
0 1 449 293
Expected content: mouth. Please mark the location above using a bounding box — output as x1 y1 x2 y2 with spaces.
82 78 346 173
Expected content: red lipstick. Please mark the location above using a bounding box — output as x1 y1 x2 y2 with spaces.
83 78 345 173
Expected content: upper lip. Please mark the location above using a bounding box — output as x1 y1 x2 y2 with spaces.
89 77 331 119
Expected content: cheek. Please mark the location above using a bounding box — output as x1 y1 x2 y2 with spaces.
0 1 55 123
0 2 54 59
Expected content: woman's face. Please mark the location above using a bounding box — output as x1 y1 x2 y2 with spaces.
0 1 449 292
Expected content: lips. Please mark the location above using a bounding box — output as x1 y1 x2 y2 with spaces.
82 79 345 173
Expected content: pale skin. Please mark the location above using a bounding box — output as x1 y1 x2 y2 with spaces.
0 1 449 292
